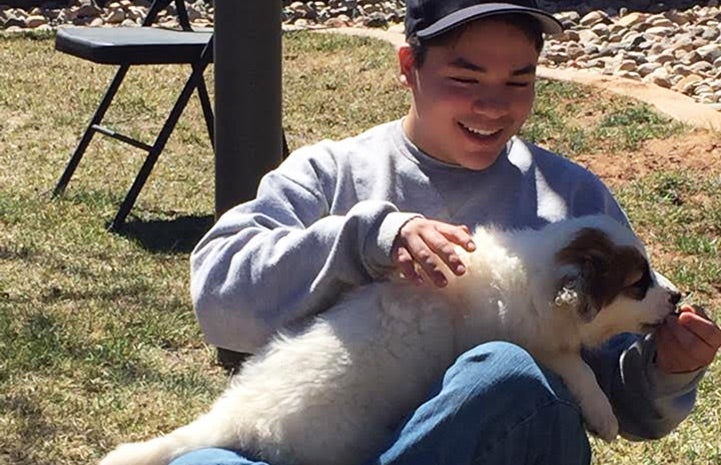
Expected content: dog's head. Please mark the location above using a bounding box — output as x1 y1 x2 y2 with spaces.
551 217 680 346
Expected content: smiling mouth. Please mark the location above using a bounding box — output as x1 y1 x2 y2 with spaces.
458 122 503 139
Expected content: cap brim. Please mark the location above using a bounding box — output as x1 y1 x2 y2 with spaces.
415 3 563 39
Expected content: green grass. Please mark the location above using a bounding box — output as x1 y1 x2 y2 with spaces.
522 81 687 156
0 31 719 465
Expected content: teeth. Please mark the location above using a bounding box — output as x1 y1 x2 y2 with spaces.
461 123 499 136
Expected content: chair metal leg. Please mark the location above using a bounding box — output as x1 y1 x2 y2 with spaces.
109 54 213 231
195 72 215 148
194 36 215 148
53 64 131 197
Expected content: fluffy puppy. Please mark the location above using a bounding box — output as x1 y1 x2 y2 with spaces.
100 214 679 465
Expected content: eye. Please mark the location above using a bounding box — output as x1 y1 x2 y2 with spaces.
624 265 652 300
449 77 477 84
507 82 531 88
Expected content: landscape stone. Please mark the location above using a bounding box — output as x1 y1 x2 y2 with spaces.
0 0 719 110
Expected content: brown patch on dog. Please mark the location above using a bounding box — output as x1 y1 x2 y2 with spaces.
556 228 650 314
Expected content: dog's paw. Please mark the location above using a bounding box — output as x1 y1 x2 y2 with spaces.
581 397 619 442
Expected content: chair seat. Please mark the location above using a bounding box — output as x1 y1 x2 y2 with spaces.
56 26 213 65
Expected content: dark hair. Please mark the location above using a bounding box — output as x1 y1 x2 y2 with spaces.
408 14 545 68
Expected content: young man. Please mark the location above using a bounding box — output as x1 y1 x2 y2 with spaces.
180 1 721 464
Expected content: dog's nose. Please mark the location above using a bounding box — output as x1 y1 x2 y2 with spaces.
669 291 682 306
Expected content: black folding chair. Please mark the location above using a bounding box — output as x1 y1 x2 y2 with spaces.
52 0 214 231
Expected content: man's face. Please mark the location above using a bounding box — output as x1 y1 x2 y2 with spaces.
400 19 539 170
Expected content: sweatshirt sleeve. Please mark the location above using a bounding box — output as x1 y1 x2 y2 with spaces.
583 333 704 440
190 150 418 353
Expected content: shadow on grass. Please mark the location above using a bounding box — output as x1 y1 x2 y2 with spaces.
117 215 215 254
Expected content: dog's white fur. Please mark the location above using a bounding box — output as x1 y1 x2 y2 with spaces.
100 215 678 465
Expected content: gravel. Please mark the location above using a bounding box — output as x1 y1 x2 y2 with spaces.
1 0 719 110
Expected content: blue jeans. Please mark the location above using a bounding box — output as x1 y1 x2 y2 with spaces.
170 341 591 465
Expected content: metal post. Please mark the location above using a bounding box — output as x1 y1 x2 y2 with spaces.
213 0 283 219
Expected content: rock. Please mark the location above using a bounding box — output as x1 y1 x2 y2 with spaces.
621 31 645 47
644 73 673 88
325 16 349 28
638 62 663 76
698 92 716 103
672 64 696 77
104 8 125 24
565 42 585 59
652 52 677 65
553 30 580 42
555 11 580 24
699 25 720 40
591 22 610 37
597 43 624 58
25 15 46 28
126 6 146 21
616 11 648 28
680 50 704 65
645 26 674 36
581 57 602 68
663 10 691 26
617 70 642 80
615 60 637 72
674 74 704 94
544 46 568 64
697 43 721 62
363 12 387 28
650 17 675 28
74 2 102 19
2 16 25 28
579 10 609 27
577 28 599 43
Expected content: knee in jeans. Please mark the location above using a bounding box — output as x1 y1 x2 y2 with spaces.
449 341 576 408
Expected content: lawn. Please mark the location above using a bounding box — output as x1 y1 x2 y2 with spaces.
0 31 719 465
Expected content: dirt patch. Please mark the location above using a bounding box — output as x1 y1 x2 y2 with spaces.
575 129 721 187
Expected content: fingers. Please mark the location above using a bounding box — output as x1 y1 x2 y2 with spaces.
434 222 476 253
655 313 719 373
405 231 450 287
394 246 423 285
392 218 475 287
677 309 721 351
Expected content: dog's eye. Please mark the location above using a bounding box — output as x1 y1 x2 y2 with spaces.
624 265 652 300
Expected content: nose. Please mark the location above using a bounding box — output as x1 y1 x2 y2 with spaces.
669 291 682 306
471 92 510 119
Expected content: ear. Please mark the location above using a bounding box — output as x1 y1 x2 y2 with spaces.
554 270 581 308
398 45 416 88
555 228 616 322
553 265 599 323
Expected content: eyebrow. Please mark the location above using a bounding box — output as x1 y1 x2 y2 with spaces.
449 57 536 76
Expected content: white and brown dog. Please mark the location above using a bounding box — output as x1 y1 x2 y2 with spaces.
100 214 680 465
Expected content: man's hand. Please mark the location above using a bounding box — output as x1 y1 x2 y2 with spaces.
391 218 476 287
656 304 721 373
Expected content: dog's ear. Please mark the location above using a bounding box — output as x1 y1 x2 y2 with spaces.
554 228 615 322
553 265 599 322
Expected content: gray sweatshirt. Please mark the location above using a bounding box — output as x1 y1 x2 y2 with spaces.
190 119 703 440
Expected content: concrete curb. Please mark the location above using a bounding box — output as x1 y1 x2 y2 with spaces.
311 26 721 132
